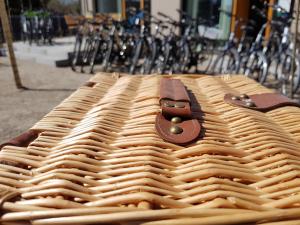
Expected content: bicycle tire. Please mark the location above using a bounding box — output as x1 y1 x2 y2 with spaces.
102 38 113 72
211 48 239 74
244 51 268 83
292 55 300 94
175 42 190 73
71 36 82 72
278 53 300 95
89 39 101 74
81 38 93 72
266 57 280 83
129 39 143 74
157 43 171 75
197 40 215 74
141 41 157 74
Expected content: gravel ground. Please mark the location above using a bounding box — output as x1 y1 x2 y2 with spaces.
0 57 91 143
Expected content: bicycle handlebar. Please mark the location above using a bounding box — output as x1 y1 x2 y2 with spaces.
267 3 288 14
176 9 188 18
157 12 170 19
218 8 236 18
251 5 267 19
157 12 180 27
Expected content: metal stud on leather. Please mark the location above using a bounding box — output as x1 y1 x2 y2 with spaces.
155 78 201 145
224 93 300 112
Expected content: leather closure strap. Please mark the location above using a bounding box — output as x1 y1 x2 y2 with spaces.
0 130 39 150
159 78 190 103
156 78 201 145
160 100 191 118
159 78 192 118
224 93 300 112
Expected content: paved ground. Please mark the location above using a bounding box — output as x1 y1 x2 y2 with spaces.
0 56 90 143
14 37 75 66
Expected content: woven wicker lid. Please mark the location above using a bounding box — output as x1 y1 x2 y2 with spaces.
1 73 300 225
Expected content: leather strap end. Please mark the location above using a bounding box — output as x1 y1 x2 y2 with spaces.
0 130 39 150
83 81 96 87
159 78 190 103
156 78 201 145
224 93 300 112
155 113 201 145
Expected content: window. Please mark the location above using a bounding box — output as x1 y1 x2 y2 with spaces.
183 0 233 40
95 0 122 13
189 0 221 27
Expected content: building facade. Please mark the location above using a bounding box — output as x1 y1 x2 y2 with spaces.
81 0 295 40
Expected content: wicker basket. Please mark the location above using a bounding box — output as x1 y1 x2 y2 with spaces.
1 73 300 225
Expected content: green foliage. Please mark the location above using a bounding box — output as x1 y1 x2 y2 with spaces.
23 10 38 18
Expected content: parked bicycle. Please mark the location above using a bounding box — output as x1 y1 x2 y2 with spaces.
70 4 300 98
71 9 215 75
21 10 54 45
211 2 300 97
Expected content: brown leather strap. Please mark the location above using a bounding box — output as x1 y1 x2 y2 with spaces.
0 130 39 150
160 100 192 118
83 81 96 87
160 78 191 103
160 78 192 118
224 93 300 112
156 78 201 145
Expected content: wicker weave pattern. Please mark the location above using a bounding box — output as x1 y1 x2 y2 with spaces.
1 74 300 224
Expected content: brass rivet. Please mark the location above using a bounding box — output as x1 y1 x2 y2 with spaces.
174 102 185 108
231 96 240 101
164 102 174 107
246 101 256 107
170 126 183 134
171 117 182 123
240 94 249 99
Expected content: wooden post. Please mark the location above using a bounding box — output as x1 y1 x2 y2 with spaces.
140 0 144 25
230 0 238 32
265 0 275 40
230 0 250 39
122 0 126 19
0 0 24 89
140 0 144 10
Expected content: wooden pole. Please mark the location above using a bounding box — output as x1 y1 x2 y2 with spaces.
121 0 126 19
230 0 249 39
265 0 275 40
140 0 144 10
0 0 24 89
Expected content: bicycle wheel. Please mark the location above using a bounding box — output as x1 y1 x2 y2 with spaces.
156 43 171 75
211 48 239 74
80 37 93 73
197 40 215 74
292 55 300 94
278 53 300 95
129 39 143 74
71 35 82 72
141 41 157 74
266 57 280 83
89 39 101 74
174 42 190 73
101 38 113 72
244 51 268 83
